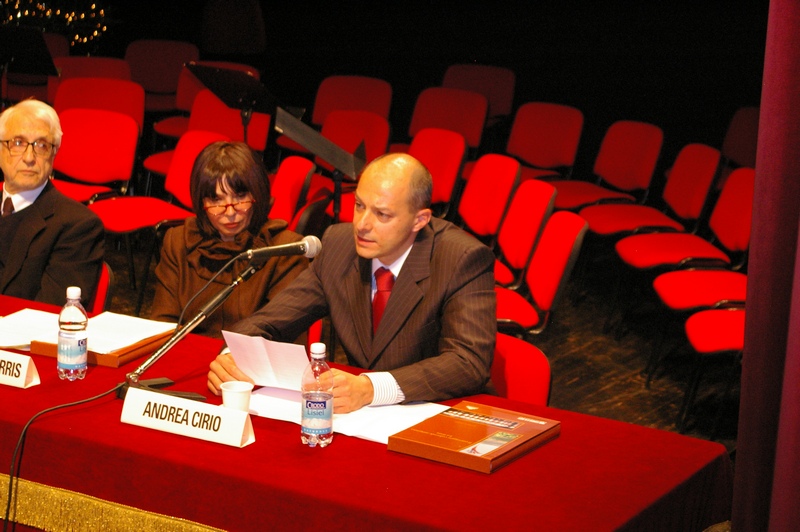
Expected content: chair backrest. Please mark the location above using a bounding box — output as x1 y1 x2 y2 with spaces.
314 109 390 173
312 75 393 126
53 77 146 136
496 179 557 280
407 128 467 209
175 60 261 114
124 39 200 95
457 154 520 242
722 106 759 169
54 108 139 186
661 143 721 223
89 262 114 315
48 56 132 103
165 130 231 208
408 87 488 149
707 167 755 255
525 210 588 317
270 156 317 224
592 120 663 193
506 102 584 174
187 89 271 151
491 333 551 406
442 64 516 123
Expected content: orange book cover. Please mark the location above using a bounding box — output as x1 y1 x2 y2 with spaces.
388 400 560 473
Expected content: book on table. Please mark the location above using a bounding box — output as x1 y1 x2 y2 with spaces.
387 400 560 473
0 310 177 368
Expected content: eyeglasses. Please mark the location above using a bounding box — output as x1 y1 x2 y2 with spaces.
204 199 256 216
1 138 55 157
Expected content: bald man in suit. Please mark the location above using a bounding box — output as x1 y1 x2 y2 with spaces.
208 153 496 413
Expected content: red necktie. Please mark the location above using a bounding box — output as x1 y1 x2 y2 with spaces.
2 197 13 217
373 267 395 334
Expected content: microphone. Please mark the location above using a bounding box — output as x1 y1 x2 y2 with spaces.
241 235 322 261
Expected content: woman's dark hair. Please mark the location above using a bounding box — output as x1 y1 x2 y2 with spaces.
190 141 271 237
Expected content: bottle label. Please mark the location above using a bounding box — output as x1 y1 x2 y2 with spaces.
301 394 332 435
57 333 87 369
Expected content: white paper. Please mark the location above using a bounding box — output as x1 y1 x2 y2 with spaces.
0 309 58 349
222 330 449 444
249 387 449 444
222 330 309 390
79 312 176 354
0 310 176 354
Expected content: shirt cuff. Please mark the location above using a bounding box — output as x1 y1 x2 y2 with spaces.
364 371 405 406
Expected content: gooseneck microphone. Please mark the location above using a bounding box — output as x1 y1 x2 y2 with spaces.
241 235 322 261
121 234 323 400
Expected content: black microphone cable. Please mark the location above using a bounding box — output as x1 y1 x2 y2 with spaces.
176 254 240 327
3 383 123 532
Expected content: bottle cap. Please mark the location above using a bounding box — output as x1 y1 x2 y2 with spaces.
66 286 82 300
310 342 326 359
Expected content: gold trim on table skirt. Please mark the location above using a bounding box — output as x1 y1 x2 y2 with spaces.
1 474 225 532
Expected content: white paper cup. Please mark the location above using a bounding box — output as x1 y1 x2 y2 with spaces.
220 381 254 412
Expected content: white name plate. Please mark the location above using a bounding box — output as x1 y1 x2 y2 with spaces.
0 350 40 389
120 386 255 448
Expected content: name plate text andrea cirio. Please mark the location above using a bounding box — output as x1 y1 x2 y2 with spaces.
120 386 255 448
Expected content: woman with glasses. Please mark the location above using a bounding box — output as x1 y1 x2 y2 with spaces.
150 141 309 338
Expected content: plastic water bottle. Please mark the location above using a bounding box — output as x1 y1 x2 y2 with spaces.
300 342 334 447
57 286 88 381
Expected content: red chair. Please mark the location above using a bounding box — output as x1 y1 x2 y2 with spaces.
276 75 392 156
390 87 488 154
614 167 755 274
312 109 391 223
142 89 271 195
463 102 584 183
579 143 721 238
645 268 747 386
442 63 516 129
406 128 467 219
47 56 131 103
124 39 200 113
457 154 521 248
269 156 317 225
716 106 759 190
496 211 588 339
678 308 745 432
89 131 229 313
494 179 557 290
492 333 551 406
152 60 261 142
548 120 664 211
53 77 146 137
88 262 115 315
52 108 140 203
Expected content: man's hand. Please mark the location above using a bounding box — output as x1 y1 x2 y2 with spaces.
208 352 254 396
330 369 374 413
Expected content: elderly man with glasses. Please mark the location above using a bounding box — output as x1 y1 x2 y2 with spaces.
0 99 104 306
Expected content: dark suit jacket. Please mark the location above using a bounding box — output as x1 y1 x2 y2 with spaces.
230 217 497 403
0 181 104 306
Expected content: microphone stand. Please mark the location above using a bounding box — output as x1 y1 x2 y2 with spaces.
117 261 262 401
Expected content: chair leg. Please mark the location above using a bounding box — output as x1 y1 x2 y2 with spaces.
124 233 136 290
602 266 623 334
644 320 668 388
677 357 705 433
710 353 742 440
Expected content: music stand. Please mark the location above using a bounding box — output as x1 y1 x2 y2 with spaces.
0 26 58 106
186 63 365 223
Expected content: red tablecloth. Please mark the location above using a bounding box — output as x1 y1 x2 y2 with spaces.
1 295 732 531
